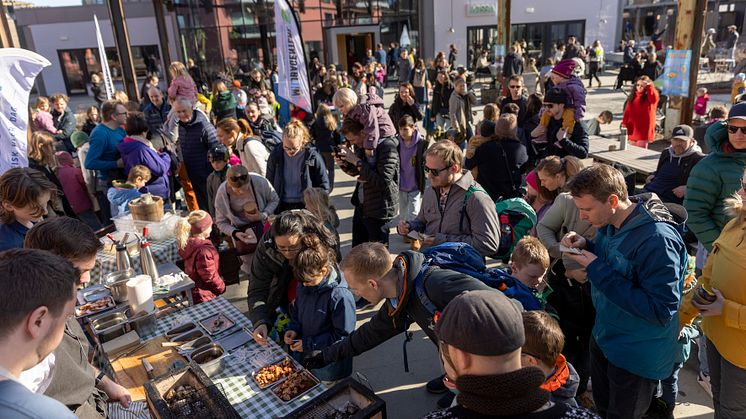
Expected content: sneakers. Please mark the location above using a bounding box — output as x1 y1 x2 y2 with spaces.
411 239 421 251
426 375 447 394
698 371 713 397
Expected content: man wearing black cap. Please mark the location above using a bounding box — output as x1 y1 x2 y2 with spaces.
305 242 501 408
206 144 231 218
644 124 704 204
533 87 589 161
423 290 598 418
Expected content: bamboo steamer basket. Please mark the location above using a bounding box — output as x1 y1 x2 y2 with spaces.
128 195 164 222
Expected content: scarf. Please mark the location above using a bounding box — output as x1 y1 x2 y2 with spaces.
540 354 570 392
456 367 550 416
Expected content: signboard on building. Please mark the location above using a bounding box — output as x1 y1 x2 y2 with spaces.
466 2 497 17
662 49 691 97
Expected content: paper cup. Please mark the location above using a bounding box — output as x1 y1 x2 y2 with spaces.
126 274 155 315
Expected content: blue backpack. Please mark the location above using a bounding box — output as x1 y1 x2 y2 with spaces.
260 129 283 152
414 242 541 312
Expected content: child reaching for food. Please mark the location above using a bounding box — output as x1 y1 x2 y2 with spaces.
283 233 355 384
0 167 56 251
175 210 226 304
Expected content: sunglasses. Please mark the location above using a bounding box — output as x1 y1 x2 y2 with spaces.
424 165 449 176
727 125 746 135
543 103 555 108
229 174 248 183
509 85 522 89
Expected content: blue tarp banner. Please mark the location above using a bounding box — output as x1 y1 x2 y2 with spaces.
662 49 691 97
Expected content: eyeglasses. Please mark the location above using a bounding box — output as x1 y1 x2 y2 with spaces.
424 165 449 176
509 85 522 89
543 103 555 108
727 125 746 135
277 243 302 254
115 112 128 116
229 174 248 182
283 145 302 153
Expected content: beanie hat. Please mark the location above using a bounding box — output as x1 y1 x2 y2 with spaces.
494 114 518 140
551 59 576 79
544 87 568 105
526 170 538 190
190 212 213 235
70 131 89 149
232 80 241 88
208 144 229 162
435 290 525 356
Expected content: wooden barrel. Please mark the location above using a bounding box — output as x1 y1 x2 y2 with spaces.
128 196 164 222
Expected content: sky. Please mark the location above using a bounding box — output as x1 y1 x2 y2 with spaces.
26 0 82 6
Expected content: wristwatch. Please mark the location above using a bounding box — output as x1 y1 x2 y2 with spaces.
95 371 106 386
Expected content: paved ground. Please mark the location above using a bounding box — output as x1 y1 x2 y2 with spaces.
62 70 718 417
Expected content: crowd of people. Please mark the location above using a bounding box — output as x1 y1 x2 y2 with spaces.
0 34 745 419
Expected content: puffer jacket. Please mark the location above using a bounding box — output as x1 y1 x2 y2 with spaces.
541 355 580 407
178 110 219 209
178 237 225 304
52 107 77 147
431 80 454 117
645 143 705 204
685 121 746 251
344 136 399 221
586 193 688 380
266 145 330 203
320 251 495 364
346 91 397 150
117 137 171 199
143 101 171 137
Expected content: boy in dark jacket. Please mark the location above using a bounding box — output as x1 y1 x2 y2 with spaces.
206 145 231 218
431 70 454 133
521 311 580 407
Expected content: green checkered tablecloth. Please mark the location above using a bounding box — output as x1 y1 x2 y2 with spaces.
141 296 326 418
92 238 179 284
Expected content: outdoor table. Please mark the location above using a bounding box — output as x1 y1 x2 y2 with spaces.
91 237 179 283
116 296 326 418
587 135 661 175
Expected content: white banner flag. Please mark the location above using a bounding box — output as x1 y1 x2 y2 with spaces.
94 14 114 100
274 0 312 113
0 48 50 175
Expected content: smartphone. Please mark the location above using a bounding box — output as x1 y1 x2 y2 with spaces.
559 244 583 255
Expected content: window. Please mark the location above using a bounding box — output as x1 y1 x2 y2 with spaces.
325 13 334 25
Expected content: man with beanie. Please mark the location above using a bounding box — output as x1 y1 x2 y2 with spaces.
533 87 589 161
423 290 599 419
304 242 501 408
644 124 704 204
206 144 231 218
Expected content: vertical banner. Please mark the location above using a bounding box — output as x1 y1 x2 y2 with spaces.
0 48 50 175
94 14 115 100
274 0 312 113
662 49 691 97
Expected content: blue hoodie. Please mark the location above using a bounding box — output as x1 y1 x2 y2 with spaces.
107 185 141 217
585 194 687 380
287 266 356 382
118 137 171 199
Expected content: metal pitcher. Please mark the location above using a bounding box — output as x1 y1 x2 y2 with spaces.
115 244 132 272
139 228 159 284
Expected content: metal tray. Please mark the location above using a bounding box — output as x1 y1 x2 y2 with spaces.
252 357 298 390
217 329 252 353
82 286 111 303
198 312 235 336
165 322 197 339
271 370 321 404
75 296 116 318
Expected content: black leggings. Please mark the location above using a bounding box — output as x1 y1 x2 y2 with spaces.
588 62 602 85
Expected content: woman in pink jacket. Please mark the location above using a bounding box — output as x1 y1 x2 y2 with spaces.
167 61 198 103
54 151 100 229
175 210 226 304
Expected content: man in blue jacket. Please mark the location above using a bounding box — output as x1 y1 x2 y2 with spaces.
85 100 127 222
561 164 687 419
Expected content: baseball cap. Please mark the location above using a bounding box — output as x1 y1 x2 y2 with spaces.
208 144 229 162
728 102 746 121
670 125 694 141
435 290 524 356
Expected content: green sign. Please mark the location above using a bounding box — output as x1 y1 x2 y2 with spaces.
466 3 497 17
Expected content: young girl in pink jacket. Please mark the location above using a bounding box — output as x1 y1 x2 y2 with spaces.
176 210 225 304
167 61 198 103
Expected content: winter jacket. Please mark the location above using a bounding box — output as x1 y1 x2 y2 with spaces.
91 81 107 104
388 96 423 128
642 60 664 82
585 194 688 380
118 137 171 199
235 134 269 177
310 118 343 154
694 94 710 116
211 90 237 122
0 221 30 252
622 83 660 142
27 159 76 218
206 165 228 218
34 111 58 134
287 266 355 381
81 120 97 137
644 144 704 204
214 174 279 237
56 154 93 214
684 121 746 251
536 192 597 272
408 171 501 257
449 90 478 134
563 43 583 60
85 124 126 182
541 355 580 407
680 197 746 368
398 130 430 193
143 101 171 138
500 96 528 126
107 185 141 217
347 92 397 151
178 110 220 208
398 57 413 83
555 77 587 121
178 237 225 304
431 80 454 117
51 107 77 146
536 115 589 160
266 145 329 203
321 250 496 364
343 137 400 221
502 52 524 78
167 75 197 102
464 137 528 201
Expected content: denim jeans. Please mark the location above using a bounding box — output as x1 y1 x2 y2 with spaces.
398 190 422 224
707 338 746 419
590 338 656 419
657 362 683 407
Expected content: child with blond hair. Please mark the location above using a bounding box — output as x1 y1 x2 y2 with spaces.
32 97 60 135
332 87 396 158
176 210 225 304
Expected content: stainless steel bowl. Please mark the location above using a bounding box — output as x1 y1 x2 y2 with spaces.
104 268 135 303
170 328 204 343
190 343 225 377
91 312 129 342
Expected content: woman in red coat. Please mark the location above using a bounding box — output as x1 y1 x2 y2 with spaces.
176 210 226 304
622 75 660 148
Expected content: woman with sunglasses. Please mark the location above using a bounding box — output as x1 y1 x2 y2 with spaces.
621 75 660 148
214 164 279 274
266 120 330 213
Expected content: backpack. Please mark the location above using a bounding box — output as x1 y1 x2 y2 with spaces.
460 186 537 262
260 128 282 153
413 242 541 313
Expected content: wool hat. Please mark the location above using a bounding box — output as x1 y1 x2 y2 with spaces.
526 170 538 190
494 114 518 140
208 144 229 162
190 212 213 235
435 290 525 356
728 102 746 121
551 59 576 79
671 125 694 141
544 87 568 105
232 80 241 88
70 130 89 149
